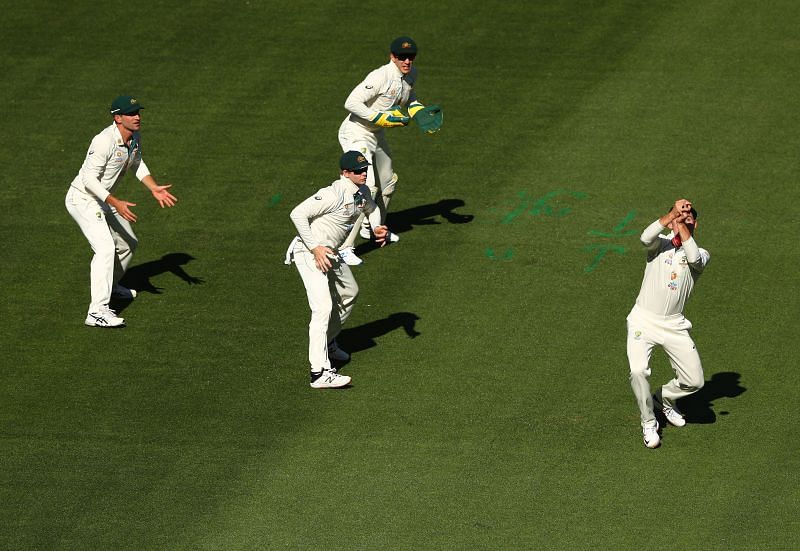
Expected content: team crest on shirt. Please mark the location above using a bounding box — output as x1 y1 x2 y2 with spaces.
95 211 103 220
678 255 688 266
633 331 642 340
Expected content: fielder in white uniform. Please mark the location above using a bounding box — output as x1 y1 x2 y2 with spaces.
287 151 390 388
65 96 177 328
626 199 710 448
337 36 431 265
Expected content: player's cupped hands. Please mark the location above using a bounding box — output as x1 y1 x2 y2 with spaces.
151 184 177 208
312 245 335 272
673 198 692 215
373 225 390 247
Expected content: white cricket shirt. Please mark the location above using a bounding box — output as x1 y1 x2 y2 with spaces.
634 220 710 317
290 176 381 251
343 61 418 132
69 123 150 202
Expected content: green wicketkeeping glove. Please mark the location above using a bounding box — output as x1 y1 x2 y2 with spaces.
412 104 443 134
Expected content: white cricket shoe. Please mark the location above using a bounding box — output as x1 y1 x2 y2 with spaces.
643 421 660 449
359 226 372 240
339 247 363 266
328 340 350 362
85 306 125 328
310 369 351 389
663 406 686 427
388 232 400 243
112 285 137 300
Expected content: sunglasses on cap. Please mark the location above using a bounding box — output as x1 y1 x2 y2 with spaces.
394 53 416 61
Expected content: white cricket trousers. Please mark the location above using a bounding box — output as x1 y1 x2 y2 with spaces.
626 304 705 428
338 119 396 246
65 187 138 313
294 248 359 372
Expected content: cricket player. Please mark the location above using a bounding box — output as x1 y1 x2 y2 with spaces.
626 199 710 448
337 35 431 266
286 151 391 388
65 95 177 328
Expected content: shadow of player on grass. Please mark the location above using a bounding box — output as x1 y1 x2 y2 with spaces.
355 198 474 257
337 312 420 355
112 253 203 312
674 371 747 424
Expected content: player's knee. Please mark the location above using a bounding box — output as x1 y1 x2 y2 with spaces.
681 373 705 392
94 242 116 263
309 310 331 329
119 238 138 257
381 172 398 197
342 285 359 306
628 363 651 379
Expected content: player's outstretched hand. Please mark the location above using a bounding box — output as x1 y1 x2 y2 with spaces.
152 184 177 208
312 245 336 272
106 195 138 222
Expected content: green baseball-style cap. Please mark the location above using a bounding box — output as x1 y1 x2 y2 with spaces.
110 95 144 115
390 36 417 55
340 151 371 171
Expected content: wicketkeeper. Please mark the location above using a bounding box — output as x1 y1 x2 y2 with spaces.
336 35 442 266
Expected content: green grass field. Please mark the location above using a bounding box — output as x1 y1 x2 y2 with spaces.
1 1 798 548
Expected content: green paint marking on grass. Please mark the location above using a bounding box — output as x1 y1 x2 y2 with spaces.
583 243 627 272
501 189 588 224
485 247 514 261
584 210 638 272
529 189 588 218
587 209 638 238
267 193 282 207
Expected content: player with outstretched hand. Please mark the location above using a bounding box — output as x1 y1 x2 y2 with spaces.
626 199 711 448
285 151 390 388
65 95 177 328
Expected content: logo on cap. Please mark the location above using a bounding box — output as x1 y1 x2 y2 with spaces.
130 98 137 104
402 42 411 49
357 155 366 164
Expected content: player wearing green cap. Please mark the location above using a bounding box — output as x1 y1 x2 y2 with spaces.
65 95 177 327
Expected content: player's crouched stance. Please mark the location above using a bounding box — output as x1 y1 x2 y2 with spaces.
626 199 710 448
66 96 177 328
285 151 392 388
